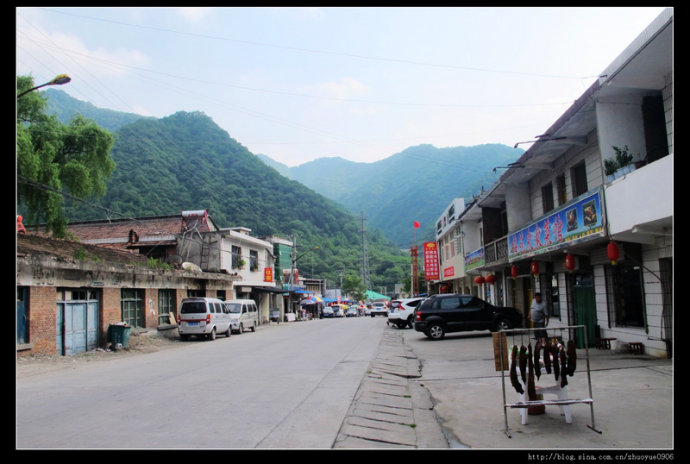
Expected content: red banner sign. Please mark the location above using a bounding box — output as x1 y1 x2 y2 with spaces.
423 242 440 280
264 267 273 282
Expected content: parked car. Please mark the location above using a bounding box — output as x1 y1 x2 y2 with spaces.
178 297 232 341
369 302 388 317
365 305 372 316
322 307 334 318
388 297 425 328
224 299 259 333
331 305 344 317
346 307 358 317
414 294 522 340
269 308 281 323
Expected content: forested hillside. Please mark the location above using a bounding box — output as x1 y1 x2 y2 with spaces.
59 110 410 291
260 144 522 246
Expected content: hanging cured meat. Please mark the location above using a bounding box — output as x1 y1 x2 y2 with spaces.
527 343 537 400
533 340 542 380
552 343 560 381
567 339 577 376
510 345 524 394
519 345 528 383
543 343 552 374
560 346 569 388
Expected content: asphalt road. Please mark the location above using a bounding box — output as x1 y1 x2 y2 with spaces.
16 316 387 449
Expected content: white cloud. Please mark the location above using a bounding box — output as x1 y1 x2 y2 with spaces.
173 7 213 23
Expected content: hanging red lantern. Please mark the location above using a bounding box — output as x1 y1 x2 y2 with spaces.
474 275 485 285
564 253 576 272
485 274 496 284
530 260 540 276
607 241 620 265
511 265 518 279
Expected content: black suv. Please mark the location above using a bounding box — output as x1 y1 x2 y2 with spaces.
414 294 522 340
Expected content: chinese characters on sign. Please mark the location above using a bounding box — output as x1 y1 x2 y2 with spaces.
264 267 273 282
423 242 440 280
507 189 605 261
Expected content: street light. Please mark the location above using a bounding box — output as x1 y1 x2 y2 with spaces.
17 74 71 99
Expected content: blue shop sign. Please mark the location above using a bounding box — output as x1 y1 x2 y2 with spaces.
508 189 605 261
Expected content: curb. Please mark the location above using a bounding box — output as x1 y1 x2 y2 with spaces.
333 328 449 449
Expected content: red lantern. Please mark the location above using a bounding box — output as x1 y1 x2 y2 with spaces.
511 265 518 279
607 241 620 265
485 274 496 284
564 253 575 272
474 275 485 285
530 260 540 276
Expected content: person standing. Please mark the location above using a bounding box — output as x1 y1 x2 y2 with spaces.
528 292 549 342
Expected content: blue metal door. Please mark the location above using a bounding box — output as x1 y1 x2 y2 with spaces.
57 293 100 355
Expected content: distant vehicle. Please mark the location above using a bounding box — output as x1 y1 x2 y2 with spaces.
322 307 334 318
224 299 259 334
388 297 425 328
370 302 388 317
414 294 522 340
269 308 281 323
346 307 358 317
178 297 232 341
331 305 344 317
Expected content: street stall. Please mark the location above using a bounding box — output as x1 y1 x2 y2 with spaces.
495 325 600 438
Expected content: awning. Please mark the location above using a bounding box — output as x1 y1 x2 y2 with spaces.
365 290 390 300
300 295 324 305
252 286 285 294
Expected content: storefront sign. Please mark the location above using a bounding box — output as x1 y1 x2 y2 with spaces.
264 267 273 282
444 266 455 278
508 189 605 260
423 242 440 280
465 247 485 271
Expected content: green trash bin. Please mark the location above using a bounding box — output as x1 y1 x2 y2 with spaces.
108 324 132 348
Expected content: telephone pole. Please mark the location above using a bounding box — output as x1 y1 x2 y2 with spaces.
360 212 371 292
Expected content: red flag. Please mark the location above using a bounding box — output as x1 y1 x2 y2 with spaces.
413 221 420 228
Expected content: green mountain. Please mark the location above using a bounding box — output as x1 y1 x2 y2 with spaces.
55 107 409 291
259 144 522 246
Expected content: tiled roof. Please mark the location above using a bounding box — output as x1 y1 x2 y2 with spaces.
17 233 148 265
66 215 182 248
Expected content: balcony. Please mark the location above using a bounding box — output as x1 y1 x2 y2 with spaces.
484 236 508 267
605 153 673 242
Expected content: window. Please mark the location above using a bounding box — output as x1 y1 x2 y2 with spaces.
556 175 567 205
541 182 554 213
606 261 645 328
121 289 145 327
250 250 259 271
571 162 588 197
232 245 242 268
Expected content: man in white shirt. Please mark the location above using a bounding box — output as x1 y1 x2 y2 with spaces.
528 292 549 342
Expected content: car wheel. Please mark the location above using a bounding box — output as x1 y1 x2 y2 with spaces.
251 323 256 332
494 318 513 332
208 328 216 341
225 325 232 338
239 323 243 334
407 316 414 329
396 321 407 329
427 323 445 340
180 334 189 341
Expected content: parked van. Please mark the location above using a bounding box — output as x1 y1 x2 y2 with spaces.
224 299 259 333
178 297 232 341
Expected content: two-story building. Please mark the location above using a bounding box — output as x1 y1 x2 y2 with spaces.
427 8 673 357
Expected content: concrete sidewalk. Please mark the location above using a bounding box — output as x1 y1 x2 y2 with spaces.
334 325 673 450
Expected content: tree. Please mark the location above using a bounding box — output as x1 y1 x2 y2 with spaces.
17 75 115 237
343 274 366 301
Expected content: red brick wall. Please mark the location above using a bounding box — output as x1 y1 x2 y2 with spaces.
23 286 57 356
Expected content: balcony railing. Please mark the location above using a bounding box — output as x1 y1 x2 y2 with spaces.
484 236 508 266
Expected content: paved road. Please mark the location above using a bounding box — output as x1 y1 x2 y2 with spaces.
16 317 386 449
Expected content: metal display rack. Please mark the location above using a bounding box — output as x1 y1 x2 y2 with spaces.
498 325 601 438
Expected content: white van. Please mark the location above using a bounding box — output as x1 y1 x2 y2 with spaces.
178 297 232 341
224 299 259 334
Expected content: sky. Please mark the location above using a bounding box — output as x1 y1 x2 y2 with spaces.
17 6 669 167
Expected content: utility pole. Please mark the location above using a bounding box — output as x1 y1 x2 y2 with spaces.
360 212 371 292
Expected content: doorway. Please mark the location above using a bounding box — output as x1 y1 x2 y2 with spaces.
570 274 596 348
